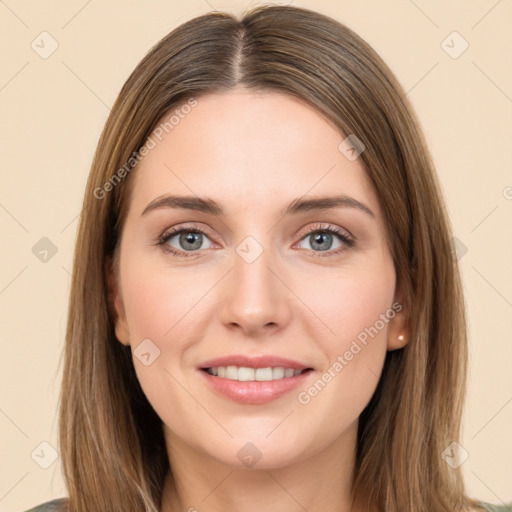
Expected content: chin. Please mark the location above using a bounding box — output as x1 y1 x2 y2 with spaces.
204 431 314 471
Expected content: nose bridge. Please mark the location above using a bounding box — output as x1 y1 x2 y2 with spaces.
233 235 279 307
218 232 290 334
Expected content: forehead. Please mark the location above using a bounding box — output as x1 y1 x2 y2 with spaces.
128 89 380 218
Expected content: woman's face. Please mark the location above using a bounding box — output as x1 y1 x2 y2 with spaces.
110 88 407 470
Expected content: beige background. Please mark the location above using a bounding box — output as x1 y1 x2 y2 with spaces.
0 0 511 510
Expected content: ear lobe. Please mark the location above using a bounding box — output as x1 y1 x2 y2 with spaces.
387 328 409 351
105 255 130 346
386 294 409 351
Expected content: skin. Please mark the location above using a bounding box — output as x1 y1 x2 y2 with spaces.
109 88 409 512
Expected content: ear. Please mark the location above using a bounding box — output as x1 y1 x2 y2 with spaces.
386 287 409 351
105 254 130 346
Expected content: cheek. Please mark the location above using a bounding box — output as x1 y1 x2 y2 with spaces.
298 260 396 347
293 262 395 415
119 258 215 410
120 263 213 438
294 261 396 386
121 258 207 345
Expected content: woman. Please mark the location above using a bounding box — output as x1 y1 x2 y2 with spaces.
26 4 511 512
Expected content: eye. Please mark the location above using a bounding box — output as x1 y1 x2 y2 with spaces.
157 224 214 258
295 223 355 257
156 222 355 259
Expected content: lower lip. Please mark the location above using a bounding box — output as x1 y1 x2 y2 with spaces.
198 369 313 405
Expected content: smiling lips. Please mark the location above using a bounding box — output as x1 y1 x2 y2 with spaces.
198 354 314 404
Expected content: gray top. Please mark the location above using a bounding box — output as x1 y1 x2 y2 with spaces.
24 497 512 511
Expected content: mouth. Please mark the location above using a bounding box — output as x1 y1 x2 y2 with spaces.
197 355 315 404
201 366 314 381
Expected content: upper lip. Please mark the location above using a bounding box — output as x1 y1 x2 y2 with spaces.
199 354 313 370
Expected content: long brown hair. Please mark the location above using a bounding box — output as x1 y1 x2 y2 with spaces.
60 5 478 511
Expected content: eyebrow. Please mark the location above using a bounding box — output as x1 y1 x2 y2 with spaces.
141 194 375 218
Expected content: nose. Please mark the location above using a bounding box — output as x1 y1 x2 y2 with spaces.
218 244 292 338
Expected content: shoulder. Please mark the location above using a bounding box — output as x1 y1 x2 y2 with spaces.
472 501 512 512
23 498 68 512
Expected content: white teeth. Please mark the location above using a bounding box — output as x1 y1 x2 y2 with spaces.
206 365 308 381
238 367 255 381
225 365 238 380
255 368 273 381
272 367 285 379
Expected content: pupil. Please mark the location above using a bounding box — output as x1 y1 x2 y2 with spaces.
312 232 331 251
180 232 202 250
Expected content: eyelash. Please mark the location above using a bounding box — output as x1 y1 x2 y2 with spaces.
156 222 355 259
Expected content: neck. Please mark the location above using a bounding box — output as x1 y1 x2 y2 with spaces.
160 420 363 512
